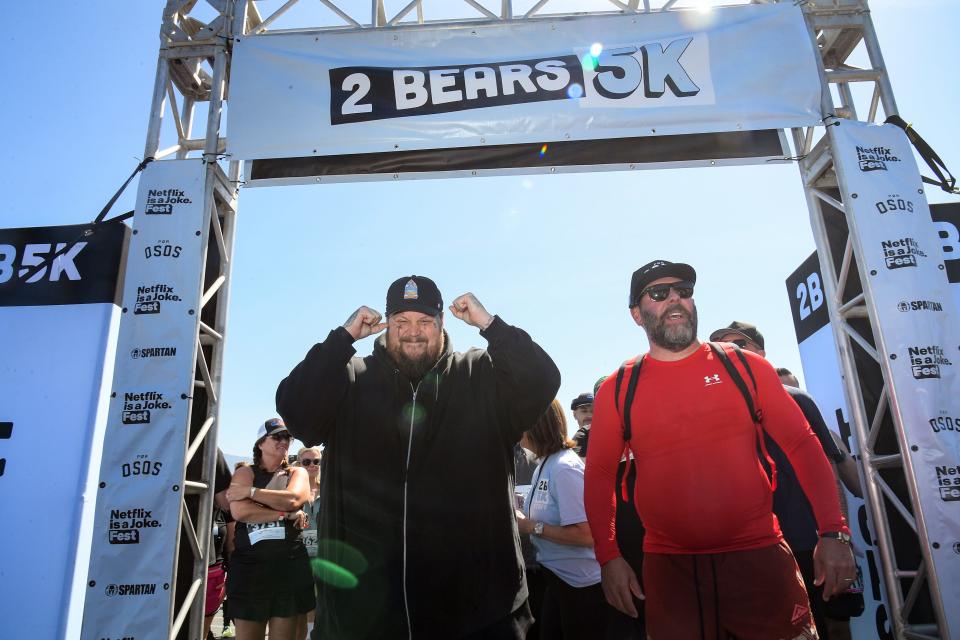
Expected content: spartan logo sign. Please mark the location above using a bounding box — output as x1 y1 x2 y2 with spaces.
897 299 943 313
856 145 899 172
105 583 157 597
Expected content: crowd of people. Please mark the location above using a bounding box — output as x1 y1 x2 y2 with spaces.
207 265 862 640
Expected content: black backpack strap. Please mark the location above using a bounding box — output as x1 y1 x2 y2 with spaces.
885 115 958 195
614 364 627 413
709 343 760 423
612 357 643 502
616 356 643 443
708 342 777 490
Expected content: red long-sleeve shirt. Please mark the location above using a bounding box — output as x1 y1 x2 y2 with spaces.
584 343 847 563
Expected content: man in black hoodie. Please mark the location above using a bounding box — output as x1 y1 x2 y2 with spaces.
276 275 560 640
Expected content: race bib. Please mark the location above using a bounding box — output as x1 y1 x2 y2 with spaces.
247 521 286 545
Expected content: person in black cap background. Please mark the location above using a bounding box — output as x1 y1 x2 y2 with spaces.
570 393 594 459
276 275 560 640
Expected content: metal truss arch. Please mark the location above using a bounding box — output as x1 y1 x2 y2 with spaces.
95 0 949 637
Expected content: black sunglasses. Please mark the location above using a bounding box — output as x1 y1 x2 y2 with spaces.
269 433 292 442
300 458 321 466
729 339 750 348
639 281 694 303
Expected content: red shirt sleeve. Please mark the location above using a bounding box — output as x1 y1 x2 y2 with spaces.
584 367 630 565
746 351 849 536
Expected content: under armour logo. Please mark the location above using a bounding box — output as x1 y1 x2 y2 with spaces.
791 603 810 625
704 374 722 386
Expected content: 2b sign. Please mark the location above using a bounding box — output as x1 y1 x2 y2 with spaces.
796 272 824 320
0 242 86 283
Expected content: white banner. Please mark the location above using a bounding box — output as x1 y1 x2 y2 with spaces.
81 160 209 640
832 121 960 637
228 4 819 167
0 223 126 640
787 252 894 639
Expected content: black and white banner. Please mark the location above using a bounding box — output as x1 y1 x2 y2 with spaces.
831 121 960 637
228 4 818 183
81 160 208 640
0 222 127 638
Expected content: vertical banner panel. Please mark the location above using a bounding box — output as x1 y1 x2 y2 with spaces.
787 253 894 639
81 160 208 640
831 121 960 637
0 223 126 640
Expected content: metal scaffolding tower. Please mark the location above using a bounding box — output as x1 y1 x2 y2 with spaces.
115 1 946 637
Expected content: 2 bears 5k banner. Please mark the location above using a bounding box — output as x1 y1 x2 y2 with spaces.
832 121 960 638
228 3 819 182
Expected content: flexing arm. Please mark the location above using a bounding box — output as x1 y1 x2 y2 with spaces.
276 327 357 445
480 315 561 443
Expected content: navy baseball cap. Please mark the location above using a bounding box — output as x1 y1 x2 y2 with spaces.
571 393 594 410
385 275 443 317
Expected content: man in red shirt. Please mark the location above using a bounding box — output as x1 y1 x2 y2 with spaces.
584 260 856 639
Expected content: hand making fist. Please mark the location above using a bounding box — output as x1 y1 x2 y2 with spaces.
342 306 387 341
449 293 494 330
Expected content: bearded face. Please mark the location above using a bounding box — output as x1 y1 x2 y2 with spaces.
640 301 698 352
385 311 444 380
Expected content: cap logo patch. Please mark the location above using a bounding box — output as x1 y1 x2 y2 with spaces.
403 279 419 300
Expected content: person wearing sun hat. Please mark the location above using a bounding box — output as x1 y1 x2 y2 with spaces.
276 275 560 639
223 417 313 638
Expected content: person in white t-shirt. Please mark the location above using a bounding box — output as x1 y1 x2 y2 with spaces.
516 399 612 640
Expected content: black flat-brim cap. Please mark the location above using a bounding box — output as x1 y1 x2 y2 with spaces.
709 321 765 350
629 260 697 307
385 275 443 317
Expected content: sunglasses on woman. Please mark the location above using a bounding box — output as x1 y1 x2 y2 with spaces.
300 458 320 466
639 281 694 303
269 433 292 442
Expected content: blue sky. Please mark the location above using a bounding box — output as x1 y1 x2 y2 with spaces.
2 1 957 457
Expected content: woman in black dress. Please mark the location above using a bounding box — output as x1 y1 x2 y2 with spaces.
225 418 314 640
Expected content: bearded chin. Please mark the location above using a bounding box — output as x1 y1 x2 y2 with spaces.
388 336 443 381
643 305 698 352
395 350 435 381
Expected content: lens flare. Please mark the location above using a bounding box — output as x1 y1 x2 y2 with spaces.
539 144 548 158
589 42 603 57
566 83 584 99
311 559 359 589
580 54 597 72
